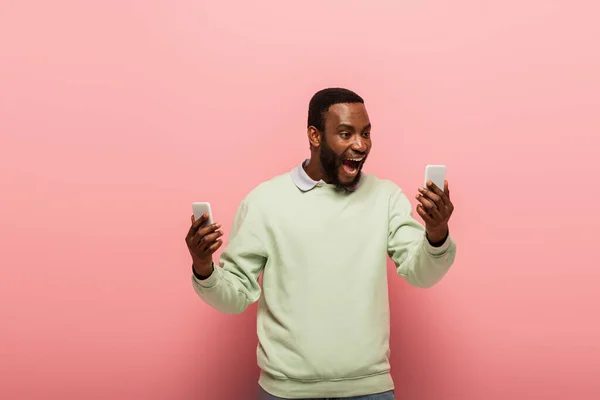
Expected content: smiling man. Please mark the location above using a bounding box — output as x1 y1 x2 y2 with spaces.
186 88 457 400
305 90 371 191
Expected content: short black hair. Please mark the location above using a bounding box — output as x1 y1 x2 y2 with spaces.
307 88 364 132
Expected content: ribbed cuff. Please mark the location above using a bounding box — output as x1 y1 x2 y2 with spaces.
192 263 220 288
423 233 453 255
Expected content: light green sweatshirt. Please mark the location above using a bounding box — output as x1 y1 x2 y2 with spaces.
191 163 456 398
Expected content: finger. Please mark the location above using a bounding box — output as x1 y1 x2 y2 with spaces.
428 204 444 221
416 204 436 224
207 239 223 254
416 193 444 221
197 230 223 249
416 193 438 213
187 213 208 238
444 180 450 200
419 186 442 208
426 181 449 206
196 222 221 239
193 224 222 247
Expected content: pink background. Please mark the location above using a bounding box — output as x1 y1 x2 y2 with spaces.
1 1 599 399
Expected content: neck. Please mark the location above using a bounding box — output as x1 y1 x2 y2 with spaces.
304 156 327 183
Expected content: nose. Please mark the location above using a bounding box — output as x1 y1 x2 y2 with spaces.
351 136 368 153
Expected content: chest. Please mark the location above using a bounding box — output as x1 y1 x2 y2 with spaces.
265 193 389 260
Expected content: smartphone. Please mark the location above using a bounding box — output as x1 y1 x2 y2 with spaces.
424 165 446 191
192 202 214 226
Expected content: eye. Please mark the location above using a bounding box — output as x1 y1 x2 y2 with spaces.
340 132 351 139
362 131 371 138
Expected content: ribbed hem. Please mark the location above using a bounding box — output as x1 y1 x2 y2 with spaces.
258 370 394 399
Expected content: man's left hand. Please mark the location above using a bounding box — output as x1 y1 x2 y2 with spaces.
415 180 454 243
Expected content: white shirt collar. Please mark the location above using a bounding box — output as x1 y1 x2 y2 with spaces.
290 159 360 192
290 159 325 192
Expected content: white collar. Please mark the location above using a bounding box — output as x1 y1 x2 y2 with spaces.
290 159 324 192
290 159 360 192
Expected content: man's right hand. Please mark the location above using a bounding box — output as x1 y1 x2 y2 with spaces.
186 214 223 277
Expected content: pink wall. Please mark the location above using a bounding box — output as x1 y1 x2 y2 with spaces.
1 1 599 399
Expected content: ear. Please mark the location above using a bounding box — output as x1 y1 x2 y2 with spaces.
307 126 321 148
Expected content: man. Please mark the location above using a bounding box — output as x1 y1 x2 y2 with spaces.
185 88 457 399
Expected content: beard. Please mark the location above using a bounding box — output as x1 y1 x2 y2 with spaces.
319 135 365 192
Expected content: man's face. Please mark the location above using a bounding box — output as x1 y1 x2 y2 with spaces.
319 103 372 190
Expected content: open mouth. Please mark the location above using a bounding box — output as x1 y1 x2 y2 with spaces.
341 158 363 176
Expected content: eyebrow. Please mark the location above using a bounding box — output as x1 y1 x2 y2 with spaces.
337 123 371 131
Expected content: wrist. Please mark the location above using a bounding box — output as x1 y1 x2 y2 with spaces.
426 226 449 245
192 258 214 278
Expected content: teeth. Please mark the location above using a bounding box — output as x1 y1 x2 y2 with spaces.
345 158 363 161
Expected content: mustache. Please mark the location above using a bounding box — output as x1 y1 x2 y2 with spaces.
343 151 367 158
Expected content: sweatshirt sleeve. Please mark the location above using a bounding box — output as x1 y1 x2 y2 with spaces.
387 187 456 288
191 198 268 314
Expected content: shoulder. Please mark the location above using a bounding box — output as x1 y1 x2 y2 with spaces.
359 174 413 213
359 173 405 196
243 171 295 205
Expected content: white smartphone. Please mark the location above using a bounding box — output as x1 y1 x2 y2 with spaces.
192 202 214 226
424 165 446 191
